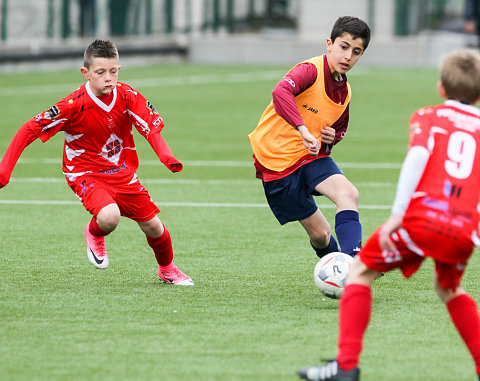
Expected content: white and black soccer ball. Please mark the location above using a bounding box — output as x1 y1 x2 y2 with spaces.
314 252 354 299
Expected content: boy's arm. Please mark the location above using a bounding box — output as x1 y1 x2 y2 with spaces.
272 63 317 128
379 145 429 251
0 123 38 188
125 85 183 173
146 132 183 173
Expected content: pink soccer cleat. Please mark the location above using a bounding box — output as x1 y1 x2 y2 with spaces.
158 264 194 286
84 223 109 269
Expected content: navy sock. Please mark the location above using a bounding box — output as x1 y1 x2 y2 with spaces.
335 210 362 256
311 235 339 258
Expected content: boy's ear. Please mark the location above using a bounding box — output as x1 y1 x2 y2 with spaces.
80 67 89 80
326 38 333 53
437 81 446 98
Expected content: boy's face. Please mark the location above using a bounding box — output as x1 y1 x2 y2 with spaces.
81 57 121 96
325 32 364 79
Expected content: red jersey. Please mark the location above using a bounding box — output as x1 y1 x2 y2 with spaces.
404 101 480 261
27 81 165 184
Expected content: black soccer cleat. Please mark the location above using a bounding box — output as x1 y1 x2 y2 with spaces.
297 360 360 381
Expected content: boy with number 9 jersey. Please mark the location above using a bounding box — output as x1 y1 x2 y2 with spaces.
298 49 480 380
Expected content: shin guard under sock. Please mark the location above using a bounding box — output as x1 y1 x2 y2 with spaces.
447 293 480 375
335 210 362 256
146 227 174 267
337 284 372 371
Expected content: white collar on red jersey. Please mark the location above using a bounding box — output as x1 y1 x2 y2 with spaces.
445 100 480 116
85 81 117 112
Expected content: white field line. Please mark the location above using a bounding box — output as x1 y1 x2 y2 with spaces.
0 68 370 98
10 157 402 169
0 70 287 97
9 177 396 187
0 199 391 209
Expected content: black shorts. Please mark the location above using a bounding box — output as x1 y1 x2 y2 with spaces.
262 157 343 225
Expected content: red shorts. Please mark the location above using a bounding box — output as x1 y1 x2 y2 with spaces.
69 173 160 222
359 222 473 290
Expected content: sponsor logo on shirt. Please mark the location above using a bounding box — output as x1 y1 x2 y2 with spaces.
98 161 128 175
302 104 318 114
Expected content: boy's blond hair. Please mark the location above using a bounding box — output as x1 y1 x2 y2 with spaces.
441 49 480 105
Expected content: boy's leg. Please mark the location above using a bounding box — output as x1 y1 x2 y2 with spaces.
447 293 480 375
435 264 480 375
314 174 362 256
336 258 378 370
335 210 362 256
70 176 120 269
298 258 378 380
300 209 339 258
85 203 120 270
138 216 194 286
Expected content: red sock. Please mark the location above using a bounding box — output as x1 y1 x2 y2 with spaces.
89 217 110 237
146 227 173 267
337 284 372 371
447 293 480 374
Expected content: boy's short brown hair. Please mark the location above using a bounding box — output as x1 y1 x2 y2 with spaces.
83 39 119 69
441 49 480 105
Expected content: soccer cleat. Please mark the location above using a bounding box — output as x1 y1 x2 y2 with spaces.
84 223 109 269
298 360 359 381
158 264 194 286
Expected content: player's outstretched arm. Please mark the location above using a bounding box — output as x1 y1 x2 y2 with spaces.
0 124 38 189
146 132 183 173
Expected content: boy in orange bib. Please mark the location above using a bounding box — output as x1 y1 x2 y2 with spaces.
248 16 370 259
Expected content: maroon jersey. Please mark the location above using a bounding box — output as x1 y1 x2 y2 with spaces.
404 101 480 262
27 81 165 184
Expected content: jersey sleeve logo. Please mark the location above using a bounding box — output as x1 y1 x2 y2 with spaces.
284 78 296 88
43 105 60 120
146 100 158 114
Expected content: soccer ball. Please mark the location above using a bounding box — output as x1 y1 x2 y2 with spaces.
314 252 354 299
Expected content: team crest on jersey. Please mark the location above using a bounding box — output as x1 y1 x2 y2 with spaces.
146 100 158 114
43 105 60 120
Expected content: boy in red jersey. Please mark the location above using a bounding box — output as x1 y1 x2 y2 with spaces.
298 49 480 380
248 16 370 259
0 39 193 286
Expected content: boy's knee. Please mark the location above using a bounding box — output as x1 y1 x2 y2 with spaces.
344 185 359 204
434 278 464 303
139 216 164 237
333 183 359 209
96 203 121 231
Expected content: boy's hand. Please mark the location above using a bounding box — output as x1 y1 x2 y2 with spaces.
297 125 320 157
0 170 8 189
378 214 403 253
320 126 335 145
